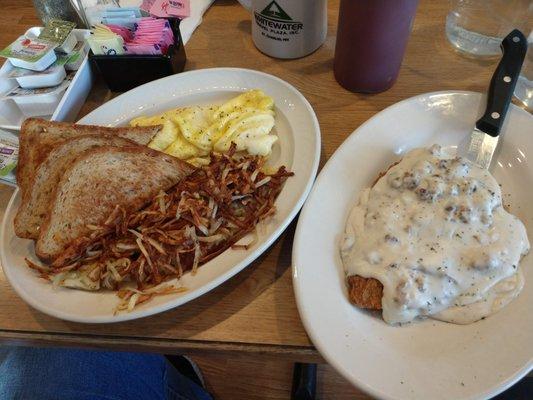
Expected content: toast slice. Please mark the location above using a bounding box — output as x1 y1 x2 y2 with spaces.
16 118 162 200
35 145 195 263
14 134 143 239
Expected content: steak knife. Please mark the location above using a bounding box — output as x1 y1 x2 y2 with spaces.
462 29 528 170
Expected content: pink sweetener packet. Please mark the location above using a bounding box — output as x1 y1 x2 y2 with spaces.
134 19 174 42
132 33 170 42
118 17 175 55
135 23 167 32
106 25 134 41
124 43 163 55
149 0 190 19
133 20 165 34
140 0 156 14
133 17 161 26
129 38 171 54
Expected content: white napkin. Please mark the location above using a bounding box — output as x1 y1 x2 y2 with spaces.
179 0 214 44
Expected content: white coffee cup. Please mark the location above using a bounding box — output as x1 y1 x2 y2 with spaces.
237 0 327 59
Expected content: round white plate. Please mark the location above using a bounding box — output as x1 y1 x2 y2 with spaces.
1 68 320 323
293 91 533 400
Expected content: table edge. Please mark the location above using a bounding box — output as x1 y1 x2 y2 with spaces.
0 329 322 362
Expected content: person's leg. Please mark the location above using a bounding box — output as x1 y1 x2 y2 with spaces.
0 346 213 400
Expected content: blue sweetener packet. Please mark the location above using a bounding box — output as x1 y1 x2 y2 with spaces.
104 7 143 18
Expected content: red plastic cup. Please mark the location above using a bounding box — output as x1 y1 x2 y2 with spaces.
333 0 419 93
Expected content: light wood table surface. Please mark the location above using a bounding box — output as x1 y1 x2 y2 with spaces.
0 0 503 364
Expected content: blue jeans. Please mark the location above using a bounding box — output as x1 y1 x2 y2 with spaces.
0 346 213 400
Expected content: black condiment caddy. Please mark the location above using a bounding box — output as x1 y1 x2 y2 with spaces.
89 18 186 92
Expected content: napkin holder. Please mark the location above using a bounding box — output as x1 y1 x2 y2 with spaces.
89 18 186 92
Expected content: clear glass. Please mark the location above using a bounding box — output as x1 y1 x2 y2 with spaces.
515 32 533 110
445 0 531 58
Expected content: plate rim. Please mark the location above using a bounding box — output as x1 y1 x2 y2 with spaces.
292 90 533 400
1 67 321 323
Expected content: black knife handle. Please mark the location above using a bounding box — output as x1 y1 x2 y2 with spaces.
476 29 527 137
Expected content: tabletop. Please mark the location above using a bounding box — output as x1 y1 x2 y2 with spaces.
0 0 504 361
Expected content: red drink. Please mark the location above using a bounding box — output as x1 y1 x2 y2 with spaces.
334 0 419 93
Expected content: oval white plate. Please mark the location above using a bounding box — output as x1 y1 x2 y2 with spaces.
292 91 533 400
1 68 320 323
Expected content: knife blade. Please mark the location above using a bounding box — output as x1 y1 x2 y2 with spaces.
463 29 528 170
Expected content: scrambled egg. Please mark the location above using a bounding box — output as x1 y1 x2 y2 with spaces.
130 90 278 165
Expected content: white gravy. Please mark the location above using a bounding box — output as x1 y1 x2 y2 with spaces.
341 145 530 325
